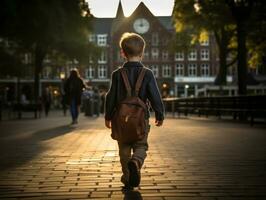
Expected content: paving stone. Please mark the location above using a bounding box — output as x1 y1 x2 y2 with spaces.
0 113 265 199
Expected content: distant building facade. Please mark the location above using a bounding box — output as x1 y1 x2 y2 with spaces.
6 2 264 102
86 2 229 98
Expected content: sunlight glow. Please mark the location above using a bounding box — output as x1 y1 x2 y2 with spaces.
87 0 174 18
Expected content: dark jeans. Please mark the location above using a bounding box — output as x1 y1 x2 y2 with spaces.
70 99 79 121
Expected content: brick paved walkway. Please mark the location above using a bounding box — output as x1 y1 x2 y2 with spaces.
0 112 265 199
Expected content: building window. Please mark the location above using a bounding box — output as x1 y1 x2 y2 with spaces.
98 65 107 78
89 55 94 63
86 66 94 79
188 63 197 76
43 67 51 79
201 63 210 77
200 38 209 46
175 51 184 61
98 51 107 64
152 32 159 46
201 49 209 60
150 65 159 78
143 50 149 61
151 48 159 60
24 53 32 64
175 63 184 76
162 65 171 78
188 49 197 61
97 34 107 46
89 34 95 43
162 50 169 61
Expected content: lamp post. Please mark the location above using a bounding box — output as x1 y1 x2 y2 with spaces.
60 71 67 116
185 84 190 98
60 72 65 80
227 0 253 95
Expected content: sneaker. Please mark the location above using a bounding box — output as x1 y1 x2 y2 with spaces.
128 159 141 187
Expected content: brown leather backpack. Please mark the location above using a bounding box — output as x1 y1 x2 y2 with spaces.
111 67 148 143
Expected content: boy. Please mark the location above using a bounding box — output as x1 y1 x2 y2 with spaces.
105 32 164 190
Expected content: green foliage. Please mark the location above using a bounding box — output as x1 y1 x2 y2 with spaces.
0 0 96 70
173 0 236 85
247 1 266 69
0 46 27 77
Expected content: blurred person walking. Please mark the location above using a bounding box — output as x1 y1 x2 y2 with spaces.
42 87 52 117
64 68 86 124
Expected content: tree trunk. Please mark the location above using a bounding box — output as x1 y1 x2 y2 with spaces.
218 40 228 86
214 29 228 90
34 43 46 104
236 19 247 95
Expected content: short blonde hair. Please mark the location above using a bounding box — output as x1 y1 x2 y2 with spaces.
119 32 146 58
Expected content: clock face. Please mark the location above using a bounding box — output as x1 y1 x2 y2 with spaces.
133 18 150 34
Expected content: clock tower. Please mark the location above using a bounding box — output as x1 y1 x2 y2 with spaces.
110 1 174 95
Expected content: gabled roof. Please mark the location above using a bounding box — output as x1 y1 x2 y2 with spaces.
158 16 174 31
91 2 174 34
116 0 125 18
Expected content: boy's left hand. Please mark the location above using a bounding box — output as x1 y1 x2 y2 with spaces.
105 120 112 129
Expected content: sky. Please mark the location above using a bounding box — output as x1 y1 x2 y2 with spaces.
86 0 175 18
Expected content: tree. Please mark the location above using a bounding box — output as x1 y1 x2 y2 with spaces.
246 0 266 74
0 0 95 102
227 0 254 95
173 0 236 86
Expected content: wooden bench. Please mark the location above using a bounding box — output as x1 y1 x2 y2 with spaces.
13 103 42 119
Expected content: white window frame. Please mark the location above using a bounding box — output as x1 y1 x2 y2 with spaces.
152 32 159 46
175 63 184 77
201 49 209 61
98 65 107 79
143 50 149 61
188 49 197 61
97 34 107 46
201 63 210 77
150 65 159 78
162 65 171 78
151 48 159 60
162 50 169 61
200 38 209 46
42 67 51 79
175 52 184 61
98 51 107 64
89 34 95 43
188 63 197 77
86 66 95 79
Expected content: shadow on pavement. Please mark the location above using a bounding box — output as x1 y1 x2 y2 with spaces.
31 125 75 141
0 125 74 171
123 190 143 200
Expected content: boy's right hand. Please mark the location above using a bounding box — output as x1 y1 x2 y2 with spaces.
155 120 163 127
105 120 112 129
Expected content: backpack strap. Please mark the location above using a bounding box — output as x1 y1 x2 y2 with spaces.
120 68 132 97
135 67 146 96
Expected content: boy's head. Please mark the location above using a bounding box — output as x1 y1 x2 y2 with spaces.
119 32 146 59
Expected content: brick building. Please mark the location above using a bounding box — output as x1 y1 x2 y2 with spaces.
87 2 230 97
1 1 237 103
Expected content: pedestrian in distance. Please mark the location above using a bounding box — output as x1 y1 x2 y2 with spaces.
64 68 86 124
104 32 165 191
42 87 52 117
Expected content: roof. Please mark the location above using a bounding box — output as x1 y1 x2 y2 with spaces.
92 16 173 34
157 16 174 31
91 18 113 34
91 2 174 34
